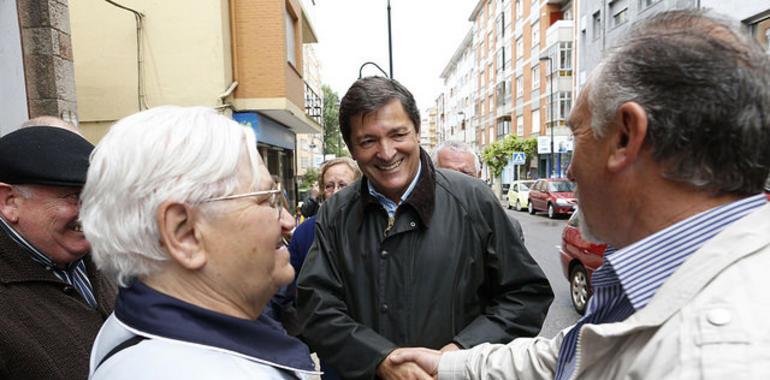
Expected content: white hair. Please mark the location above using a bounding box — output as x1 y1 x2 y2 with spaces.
431 140 481 174
80 106 260 286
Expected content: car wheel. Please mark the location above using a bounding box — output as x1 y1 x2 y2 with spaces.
570 265 590 315
547 203 556 219
515 200 522 212
528 201 535 214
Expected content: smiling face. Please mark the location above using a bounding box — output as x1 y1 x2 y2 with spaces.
199 157 295 309
349 99 421 202
12 185 90 265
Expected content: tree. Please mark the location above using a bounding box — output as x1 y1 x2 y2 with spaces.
299 167 319 192
481 136 537 179
321 85 349 158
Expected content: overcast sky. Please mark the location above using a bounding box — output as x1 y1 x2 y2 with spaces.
310 0 477 114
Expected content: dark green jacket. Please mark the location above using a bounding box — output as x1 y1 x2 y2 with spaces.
296 149 553 379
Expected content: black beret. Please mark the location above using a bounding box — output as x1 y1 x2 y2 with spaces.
0 127 94 187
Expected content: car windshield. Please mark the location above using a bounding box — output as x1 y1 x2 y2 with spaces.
549 180 575 192
519 182 532 190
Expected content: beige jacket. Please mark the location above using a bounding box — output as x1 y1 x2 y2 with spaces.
440 203 770 380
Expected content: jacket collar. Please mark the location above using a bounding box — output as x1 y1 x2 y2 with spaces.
356 148 435 227
0 228 68 284
585 202 770 337
115 281 318 374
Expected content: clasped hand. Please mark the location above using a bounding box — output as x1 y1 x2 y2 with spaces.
377 344 454 379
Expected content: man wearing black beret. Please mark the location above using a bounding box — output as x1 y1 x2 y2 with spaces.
0 120 116 380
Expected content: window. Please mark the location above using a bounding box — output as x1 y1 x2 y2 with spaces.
559 92 573 120
610 0 629 27
497 119 511 138
531 64 540 90
515 0 522 19
531 108 541 135
285 7 298 67
496 47 505 77
531 0 539 12
562 5 573 20
504 42 512 71
496 81 506 107
640 0 661 9
592 11 602 41
497 14 504 37
516 75 523 97
559 41 573 71
516 37 524 58
516 115 524 136
531 22 540 55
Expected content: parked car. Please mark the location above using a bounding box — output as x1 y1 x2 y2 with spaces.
560 212 607 314
528 178 577 218
507 180 535 211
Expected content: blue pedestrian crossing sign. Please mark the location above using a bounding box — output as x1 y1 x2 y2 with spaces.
512 152 526 165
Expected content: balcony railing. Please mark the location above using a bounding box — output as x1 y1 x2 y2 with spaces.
305 82 322 125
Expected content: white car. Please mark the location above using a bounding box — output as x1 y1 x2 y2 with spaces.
507 180 535 211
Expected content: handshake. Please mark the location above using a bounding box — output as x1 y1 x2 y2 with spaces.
376 343 458 380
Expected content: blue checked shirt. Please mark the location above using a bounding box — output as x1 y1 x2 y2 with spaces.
367 161 422 217
555 194 768 380
0 215 97 308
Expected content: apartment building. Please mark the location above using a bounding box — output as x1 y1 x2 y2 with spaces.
420 107 439 152
437 0 575 182
70 0 322 206
580 0 770 84
437 30 476 148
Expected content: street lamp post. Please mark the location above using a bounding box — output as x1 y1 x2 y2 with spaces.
387 0 393 78
539 55 555 178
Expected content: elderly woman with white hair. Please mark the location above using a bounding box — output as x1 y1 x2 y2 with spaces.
80 106 319 379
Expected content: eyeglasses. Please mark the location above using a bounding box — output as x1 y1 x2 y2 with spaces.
205 188 283 220
324 182 348 192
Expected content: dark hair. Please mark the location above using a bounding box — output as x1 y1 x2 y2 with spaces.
589 9 770 195
338 76 421 151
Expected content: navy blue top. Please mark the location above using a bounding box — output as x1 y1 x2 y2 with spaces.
116 281 315 372
288 216 316 275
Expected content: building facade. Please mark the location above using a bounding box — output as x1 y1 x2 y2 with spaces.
438 30 476 149
1 0 79 136
437 0 576 186
420 106 439 152
70 0 322 207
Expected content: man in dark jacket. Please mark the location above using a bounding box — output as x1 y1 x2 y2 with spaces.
0 121 116 380
295 77 553 379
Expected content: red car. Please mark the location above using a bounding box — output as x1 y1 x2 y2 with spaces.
528 178 577 219
560 212 607 314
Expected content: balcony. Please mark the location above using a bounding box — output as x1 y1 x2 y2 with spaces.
304 82 322 125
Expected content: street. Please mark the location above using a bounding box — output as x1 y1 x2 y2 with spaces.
505 207 580 338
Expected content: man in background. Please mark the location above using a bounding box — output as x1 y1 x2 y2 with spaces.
433 140 524 242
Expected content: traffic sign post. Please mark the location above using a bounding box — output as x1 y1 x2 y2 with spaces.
512 152 526 165
511 152 526 180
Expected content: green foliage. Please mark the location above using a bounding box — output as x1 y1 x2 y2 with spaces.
482 136 537 178
299 167 319 192
321 85 349 158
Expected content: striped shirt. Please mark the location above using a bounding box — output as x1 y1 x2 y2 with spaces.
0 215 97 308
555 194 768 380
